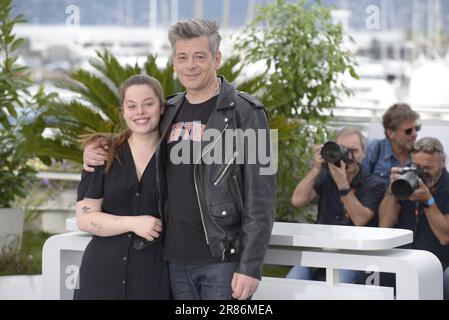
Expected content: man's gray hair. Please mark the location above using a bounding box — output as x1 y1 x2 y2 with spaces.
412 137 446 161
335 127 367 152
168 19 222 56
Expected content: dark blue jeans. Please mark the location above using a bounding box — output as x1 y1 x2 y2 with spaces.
169 262 238 300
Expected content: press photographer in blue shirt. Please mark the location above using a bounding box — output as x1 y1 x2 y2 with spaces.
362 103 420 187
379 137 449 299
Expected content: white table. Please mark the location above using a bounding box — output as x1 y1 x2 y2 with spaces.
43 219 443 300
258 222 442 300
270 222 413 250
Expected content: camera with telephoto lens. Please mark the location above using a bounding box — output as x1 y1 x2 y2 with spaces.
391 165 428 200
320 142 350 167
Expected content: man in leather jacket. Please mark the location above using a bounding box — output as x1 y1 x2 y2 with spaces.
83 19 276 300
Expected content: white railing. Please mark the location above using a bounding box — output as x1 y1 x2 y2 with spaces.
332 104 449 125
36 171 81 182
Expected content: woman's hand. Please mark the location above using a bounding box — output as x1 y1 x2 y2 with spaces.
130 215 162 241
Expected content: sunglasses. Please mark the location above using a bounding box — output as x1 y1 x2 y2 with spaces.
401 125 421 135
412 144 443 154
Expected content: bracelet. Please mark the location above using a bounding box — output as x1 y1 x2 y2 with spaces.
339 188 352 197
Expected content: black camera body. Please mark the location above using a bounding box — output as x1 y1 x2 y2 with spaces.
320 142 350 166
391 165 428 200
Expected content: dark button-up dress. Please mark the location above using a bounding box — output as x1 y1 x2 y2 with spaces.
73 142 170 300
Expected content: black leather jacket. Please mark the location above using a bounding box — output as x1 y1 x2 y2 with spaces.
156 76 276 280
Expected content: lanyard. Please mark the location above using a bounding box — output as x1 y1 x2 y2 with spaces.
413 186 437 235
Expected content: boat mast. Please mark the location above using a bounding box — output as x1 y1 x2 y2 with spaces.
149 0 157 28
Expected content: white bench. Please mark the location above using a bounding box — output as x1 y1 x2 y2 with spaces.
42 220 443 300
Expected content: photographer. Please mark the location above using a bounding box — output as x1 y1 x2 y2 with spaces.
288 127 386 283
362 103 420 187
379 137 449 299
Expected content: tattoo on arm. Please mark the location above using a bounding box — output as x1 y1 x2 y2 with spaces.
90 221 103 230
81 206 91 215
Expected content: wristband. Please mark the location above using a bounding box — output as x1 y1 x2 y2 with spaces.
423 197 435 208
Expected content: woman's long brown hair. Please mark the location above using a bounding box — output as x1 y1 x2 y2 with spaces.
80 74 164 173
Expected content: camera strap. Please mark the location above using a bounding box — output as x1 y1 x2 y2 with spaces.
413 201 426 237
369 140 382 174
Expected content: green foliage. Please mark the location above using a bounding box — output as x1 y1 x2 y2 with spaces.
0 0 54 207
0 131 35 206
235 0 358 221
262 264 291 278
236 0 358 121
0 230 53 275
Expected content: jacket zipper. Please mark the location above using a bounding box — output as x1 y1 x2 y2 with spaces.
194 122 229 244
233 173 244 212
213 151 239 186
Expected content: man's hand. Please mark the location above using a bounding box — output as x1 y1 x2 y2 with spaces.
83 140 109 172
386 167 404 195
389 167 403 183
328 161 350 190
231 273 259 300
311 144 325 172
409 179 432 202
388 168 432 202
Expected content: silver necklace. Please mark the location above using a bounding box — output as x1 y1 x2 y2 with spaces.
213 77 222 96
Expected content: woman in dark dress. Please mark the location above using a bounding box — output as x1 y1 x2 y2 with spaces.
73 74 170 300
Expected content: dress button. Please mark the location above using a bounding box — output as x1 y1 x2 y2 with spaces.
128 233 132 238
230 249 235 254
224 117 229 122
136 192 140 197
123 256 127 261
221 210 227 216
122 280 126 285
